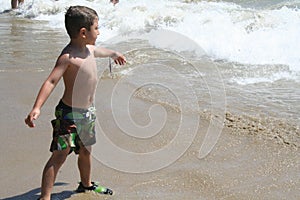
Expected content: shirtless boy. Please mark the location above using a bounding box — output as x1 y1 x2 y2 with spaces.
25 6 126 200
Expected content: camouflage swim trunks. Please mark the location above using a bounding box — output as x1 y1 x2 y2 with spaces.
50 100 96 154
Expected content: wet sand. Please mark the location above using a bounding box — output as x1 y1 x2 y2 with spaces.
0 15 299 200
1 74 299 200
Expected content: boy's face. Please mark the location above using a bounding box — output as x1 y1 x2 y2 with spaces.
86 18 99 45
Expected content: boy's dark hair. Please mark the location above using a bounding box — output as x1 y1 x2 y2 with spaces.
65 6 98 39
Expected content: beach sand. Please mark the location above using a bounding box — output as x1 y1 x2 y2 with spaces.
0 15 299 200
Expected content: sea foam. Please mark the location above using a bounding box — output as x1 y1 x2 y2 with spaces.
1 0 299 75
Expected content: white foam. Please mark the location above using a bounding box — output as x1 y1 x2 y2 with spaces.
231 71 299 85
1 0 300 75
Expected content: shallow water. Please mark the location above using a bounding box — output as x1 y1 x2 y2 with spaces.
100 39 300 148
0 12 299 148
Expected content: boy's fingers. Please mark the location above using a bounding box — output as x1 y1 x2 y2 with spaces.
29 113 35 121
32 113 38 120
114 60 120 65
25 114 36 127
25 116 31 126
114 56 126 65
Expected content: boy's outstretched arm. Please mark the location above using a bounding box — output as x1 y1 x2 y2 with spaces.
25 55 69 128
94 46 126 65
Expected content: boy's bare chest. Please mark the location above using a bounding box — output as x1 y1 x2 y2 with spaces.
71 55 97 74
66 55 98 85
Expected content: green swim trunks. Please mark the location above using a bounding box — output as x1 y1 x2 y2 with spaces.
50 100 96 154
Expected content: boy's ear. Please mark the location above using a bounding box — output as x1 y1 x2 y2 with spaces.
79 27 87 39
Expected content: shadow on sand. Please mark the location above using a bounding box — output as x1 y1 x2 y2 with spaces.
3 182 75 200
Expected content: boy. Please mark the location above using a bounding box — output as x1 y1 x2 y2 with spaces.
25 6 126 200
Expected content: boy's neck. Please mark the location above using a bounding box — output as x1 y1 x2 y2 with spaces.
68 38 88 52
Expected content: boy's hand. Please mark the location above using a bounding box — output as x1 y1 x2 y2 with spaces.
112 52 126 65
25 108 40 128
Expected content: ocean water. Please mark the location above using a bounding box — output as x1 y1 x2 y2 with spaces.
0 0 299 147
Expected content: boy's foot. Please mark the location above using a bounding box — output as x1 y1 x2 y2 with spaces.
75 182 113 195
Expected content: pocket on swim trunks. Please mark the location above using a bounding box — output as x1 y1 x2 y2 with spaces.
51 119 77 136
57 132 76 149
76 119 96 146
50 132 77 152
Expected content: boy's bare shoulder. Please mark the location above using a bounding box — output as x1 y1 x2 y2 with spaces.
60 44 73 57
54 45 73 66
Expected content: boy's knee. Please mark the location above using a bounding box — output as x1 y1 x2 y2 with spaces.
79 146 91 157
51 149 69 164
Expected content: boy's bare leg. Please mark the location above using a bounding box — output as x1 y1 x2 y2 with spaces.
40 148 70 200
11 0 24 9
78 145 92 187
11 0 17 9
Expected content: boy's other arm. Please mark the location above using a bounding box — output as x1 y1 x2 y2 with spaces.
25 55 69 128
94 46 126 65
